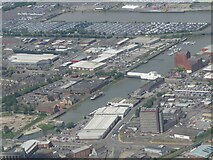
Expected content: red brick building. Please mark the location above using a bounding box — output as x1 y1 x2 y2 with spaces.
67 145 92 158
175 51 203 73
37 102 62 114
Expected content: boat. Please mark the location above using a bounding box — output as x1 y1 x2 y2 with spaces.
142 60 148 64
127 71 161 80
90 92 104 100
183 41 196 45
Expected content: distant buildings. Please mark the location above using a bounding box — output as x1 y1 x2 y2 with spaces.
203 64 213 80
187 145 213 158
130 36 160 45
8 53 59 67
69 61 105 71
69 145 92 158
144 146 172 156
175 51 204 73
107 97 140 107
70 79 109 94
140 108 164 134
36 102 62 115
15 140 53 157
77 115 119 140
171 127 203 141
94 106 130 119
71 55 87 63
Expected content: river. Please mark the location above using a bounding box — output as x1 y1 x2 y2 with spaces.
51 10 211 23
60 34 211 124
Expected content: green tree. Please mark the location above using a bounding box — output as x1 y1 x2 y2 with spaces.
3 125 11 134
23 107 28 114
66 122 75 129
47 95 55 101
157 92 164 97
39 124 55 132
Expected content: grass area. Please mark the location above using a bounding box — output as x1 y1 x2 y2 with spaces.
38 123 55 132
2 114 46 139
194 128 213 142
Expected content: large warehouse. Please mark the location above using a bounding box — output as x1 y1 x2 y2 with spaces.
107 97 139 107
77 115 119 140
94 106 130 119
92 53 117 63
69 61 105 71
9 53 59 66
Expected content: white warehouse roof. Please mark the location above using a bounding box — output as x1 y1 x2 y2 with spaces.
9 53 59 64
69 61 105 70
20 140 39 154
84 115 118 130
92 53 116 63
203 64 213 72
77 129 106 140
95 106 129 116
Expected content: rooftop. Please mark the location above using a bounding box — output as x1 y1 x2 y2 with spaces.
77 129 106 139
9 54 59 64
92 53 116 63
95 106 129 115
69 61 105 70
72 145 91 154
84 115 118 130
130 37 160 45
20 140 39 154
172 127 203 137
203 64 213 71
188 145 213 158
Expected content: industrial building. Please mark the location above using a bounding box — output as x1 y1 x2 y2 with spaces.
102 48 124 55
204 72 213 80
144 146 171 156
80 39 96 46
9 53 59 66
107 97 139 107
203 64 213 72
116 38 129 46
172 127 203 141
69 61 105 71
140 108 164 134
175 51 204 73
77 115 119 140
71 145 92 158
71 55 87 63
20 140 39 156
130 36 160 45
70 79 108 94
94 106 130 119
203 64 213 80
84 47 106 54
92 53 117 63
187 145 213 158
